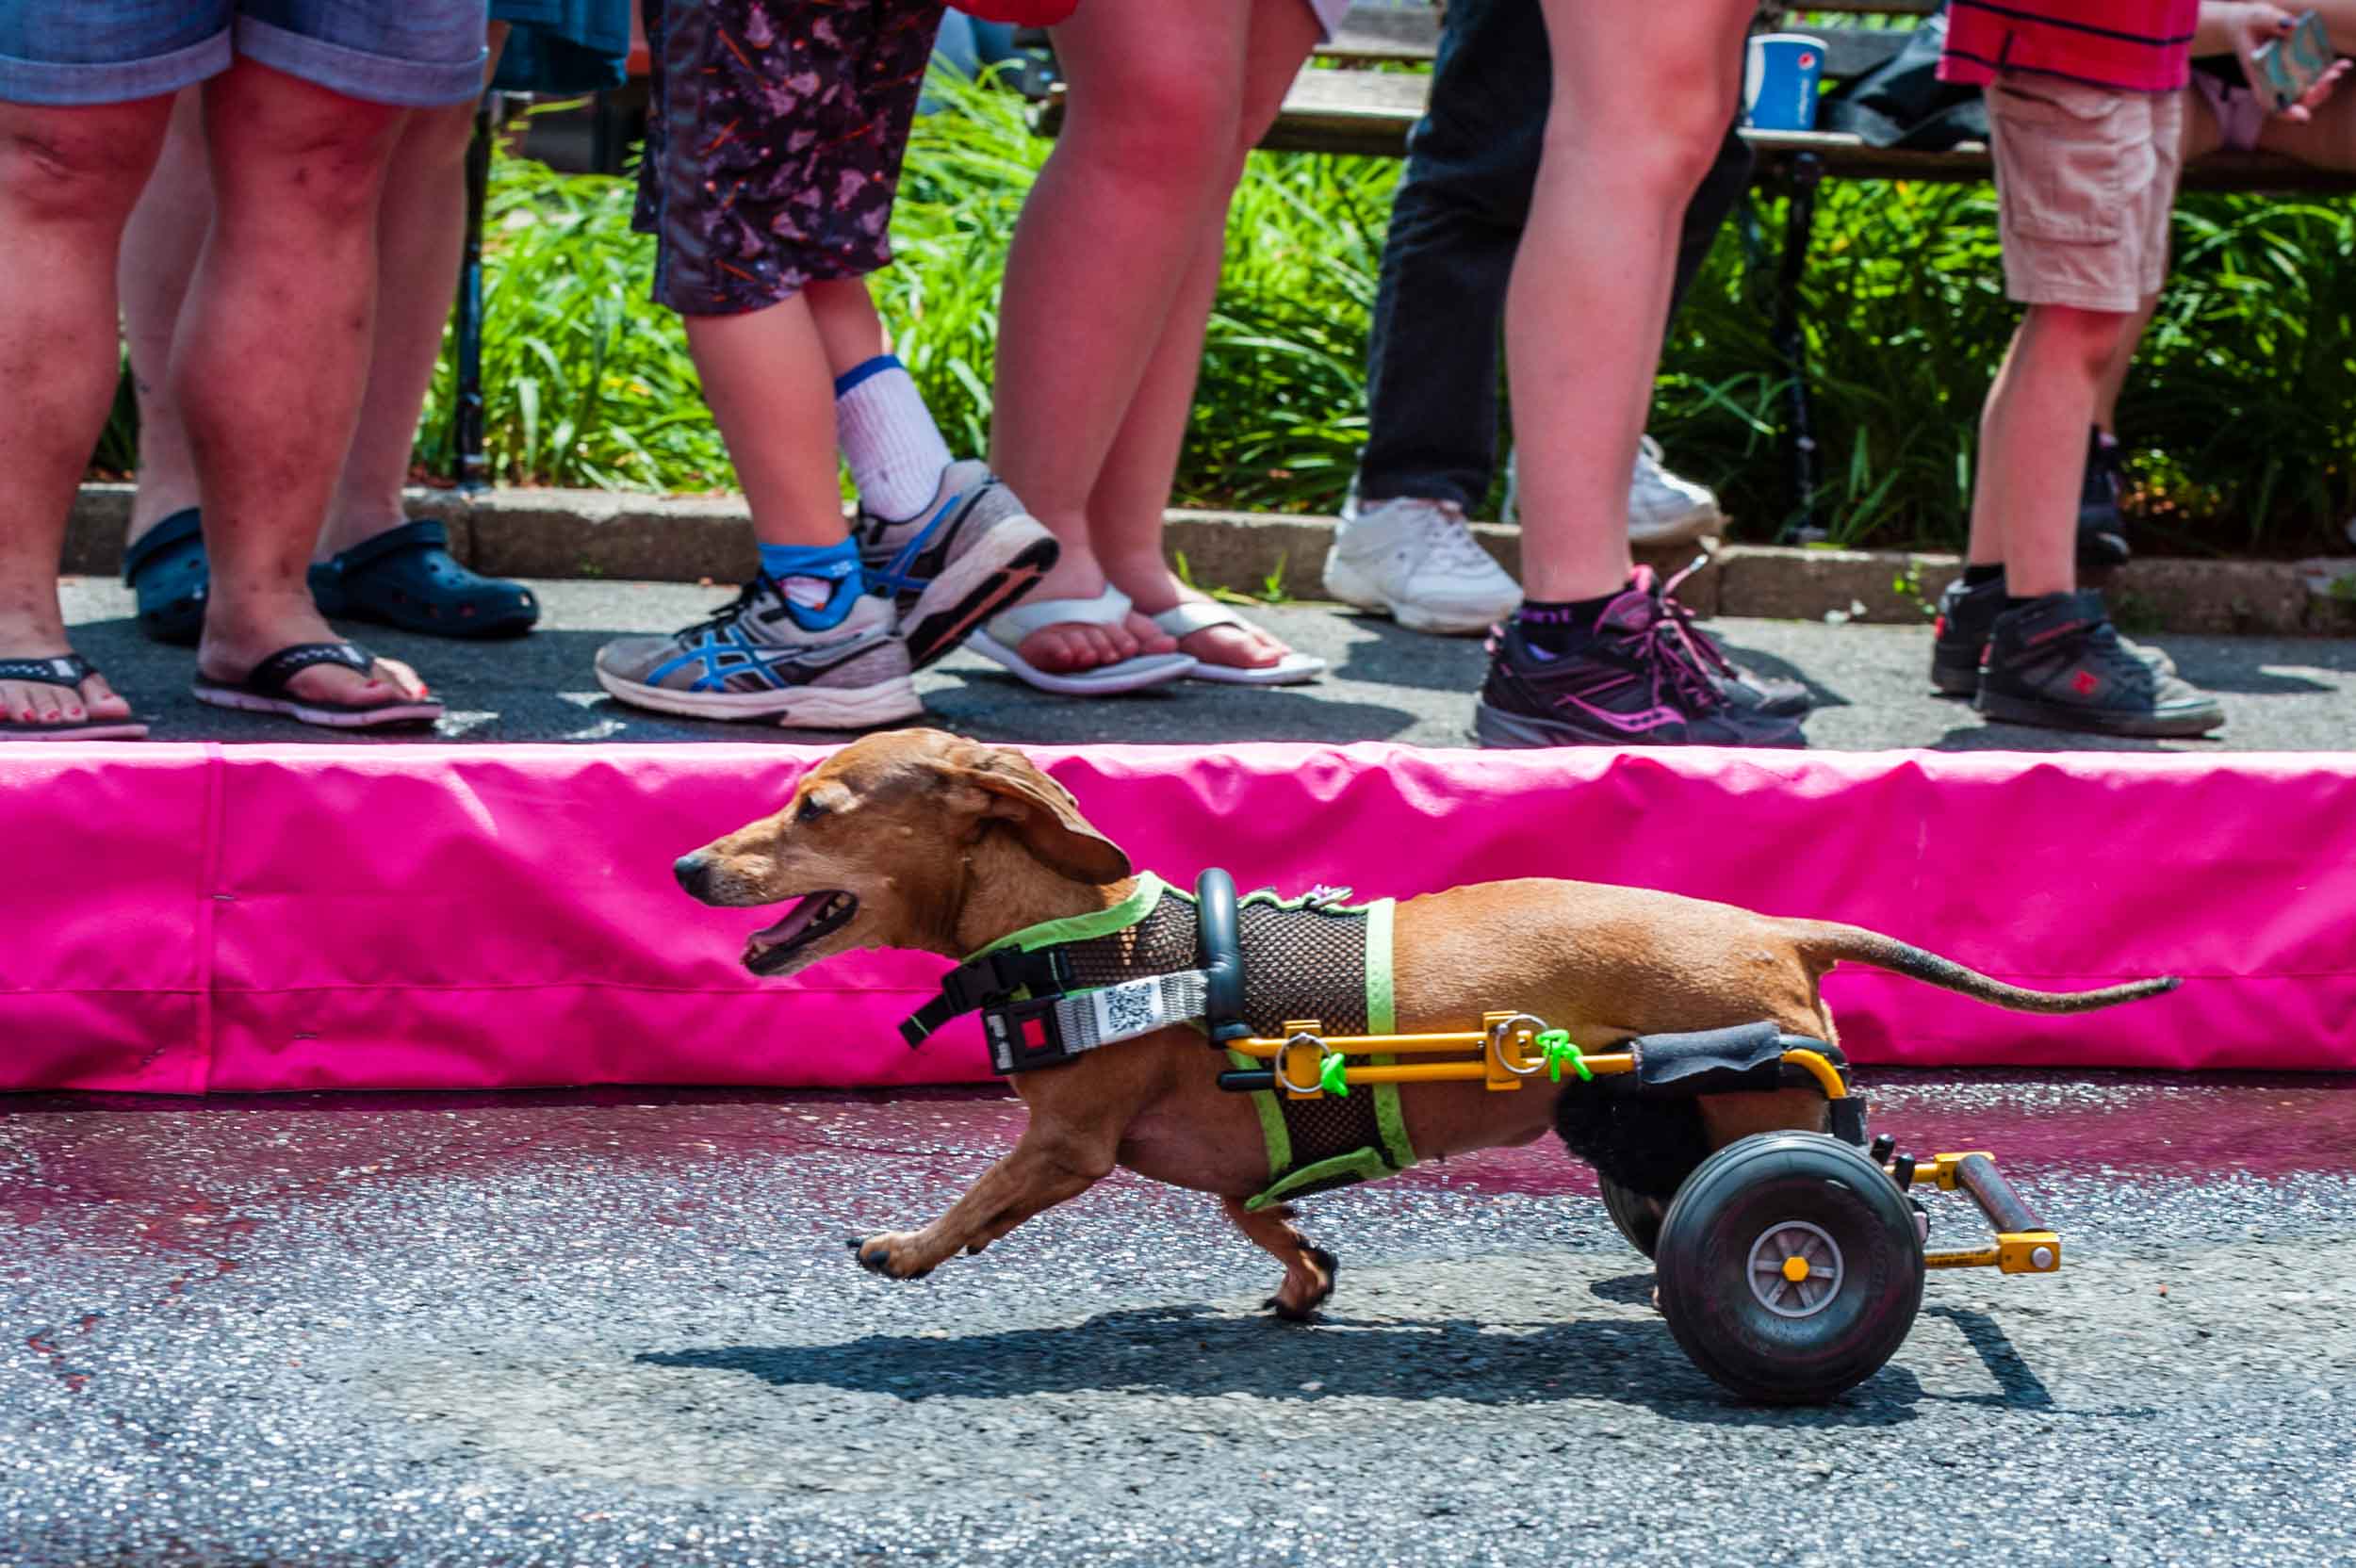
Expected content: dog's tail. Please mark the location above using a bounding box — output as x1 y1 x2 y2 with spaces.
1795 923 2181 1013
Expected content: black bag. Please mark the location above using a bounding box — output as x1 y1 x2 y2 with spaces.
1817 5 1989 151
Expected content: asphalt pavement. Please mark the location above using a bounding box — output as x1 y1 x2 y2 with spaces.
54 577 2356 751
5 1072 2354 1567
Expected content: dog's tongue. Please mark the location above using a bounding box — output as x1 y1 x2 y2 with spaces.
747 890 847 959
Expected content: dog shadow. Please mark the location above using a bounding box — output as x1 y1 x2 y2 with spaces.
638 1290 2015 1429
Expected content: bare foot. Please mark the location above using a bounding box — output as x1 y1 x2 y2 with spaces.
1012 548 1178 676
198 597 433 708
0 595 136 730
1107 560 1293 673
0 649 133 731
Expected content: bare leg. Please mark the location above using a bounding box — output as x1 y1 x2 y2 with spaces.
805 275 891 379
1972 305 2139 598
0 96 172 728
1091 0 1318 674
2092 88 2220 436
987 1 1254 673
1219 1197 1338 1320
318 24 511 561
850 1125 1119 1279
180 62 430 707
682 296 853 550
1513 0 1752 602
119 90 209 546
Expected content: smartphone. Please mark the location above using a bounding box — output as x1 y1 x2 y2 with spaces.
2253 9 2334 114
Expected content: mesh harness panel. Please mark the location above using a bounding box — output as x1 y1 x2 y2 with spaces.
1059 890 1384 1179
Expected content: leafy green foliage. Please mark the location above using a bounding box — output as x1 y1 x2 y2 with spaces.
98 71 2356 556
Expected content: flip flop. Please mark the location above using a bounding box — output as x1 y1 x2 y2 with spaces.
964 586 1197 695
1148 601 1325 686
0 654 149 741
120 508 208 647
191 642 444 729
308 519 539 640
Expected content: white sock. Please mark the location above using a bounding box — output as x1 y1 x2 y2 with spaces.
834 355 954 521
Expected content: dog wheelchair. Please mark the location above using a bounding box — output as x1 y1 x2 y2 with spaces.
908 868 2059 1406
1185 872 2060 1406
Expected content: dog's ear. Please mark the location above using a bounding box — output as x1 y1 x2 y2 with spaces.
945 743 1132 885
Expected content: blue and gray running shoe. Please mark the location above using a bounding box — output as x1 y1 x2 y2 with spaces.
856 458 1058 671
594 579 918 729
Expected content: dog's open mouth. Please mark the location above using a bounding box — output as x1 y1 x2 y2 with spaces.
744 890 859 974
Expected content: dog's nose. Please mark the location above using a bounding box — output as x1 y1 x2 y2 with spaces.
673 854 713 901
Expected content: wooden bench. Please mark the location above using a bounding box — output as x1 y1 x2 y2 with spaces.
1026 3 2356 535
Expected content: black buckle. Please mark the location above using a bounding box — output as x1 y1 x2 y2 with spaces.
983 995 1080 1074
901 946 1076 1050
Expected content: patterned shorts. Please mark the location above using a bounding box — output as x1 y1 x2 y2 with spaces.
632 0 946 317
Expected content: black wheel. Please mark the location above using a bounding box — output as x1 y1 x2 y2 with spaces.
1597 1172 1663 1259
1654 1132 1924 1405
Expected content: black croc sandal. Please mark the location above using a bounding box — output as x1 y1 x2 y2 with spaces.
121 509 208 647
309 519 539 640
190 642 443 730
0 654 149 741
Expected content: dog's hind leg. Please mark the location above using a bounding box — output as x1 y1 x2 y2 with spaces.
850 1126 1116 1280
1219 1198 1338 1322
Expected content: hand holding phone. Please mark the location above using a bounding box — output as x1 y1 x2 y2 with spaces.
2252 8 2336 115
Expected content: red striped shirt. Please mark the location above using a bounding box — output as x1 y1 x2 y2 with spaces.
1938 0 2200 92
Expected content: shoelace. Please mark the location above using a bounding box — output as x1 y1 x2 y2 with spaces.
1626 609 1724 712
1654 558 1739 701
1420 505 1499 572
686 574 781 641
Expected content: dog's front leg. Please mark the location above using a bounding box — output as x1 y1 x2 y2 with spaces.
850 1126 1115 1280
1219 1199 1338 1321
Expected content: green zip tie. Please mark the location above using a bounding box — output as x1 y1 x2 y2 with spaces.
1318 1052 1350 1097
1536 1030 1590 1083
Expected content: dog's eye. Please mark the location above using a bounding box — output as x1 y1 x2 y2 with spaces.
796 796 829 824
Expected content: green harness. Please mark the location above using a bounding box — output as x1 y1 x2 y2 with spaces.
952 873 1418 1210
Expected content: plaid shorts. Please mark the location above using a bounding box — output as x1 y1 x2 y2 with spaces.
632 0 946 316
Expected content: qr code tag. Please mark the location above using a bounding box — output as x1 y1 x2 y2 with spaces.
1090 978 1170 1044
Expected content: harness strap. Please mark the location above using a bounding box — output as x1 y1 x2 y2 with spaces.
899 945 1075 1048
1046 969 1212 1054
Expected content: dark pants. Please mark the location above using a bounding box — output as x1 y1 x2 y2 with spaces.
1357 0 1753 511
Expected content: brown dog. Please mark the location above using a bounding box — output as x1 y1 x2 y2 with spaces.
675 728 2173 1316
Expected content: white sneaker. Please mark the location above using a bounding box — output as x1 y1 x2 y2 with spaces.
1628 435 1724 546
1500 437 1726 547
1323 496 1522 635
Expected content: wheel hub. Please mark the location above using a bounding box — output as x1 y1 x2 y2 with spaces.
1747 1219 1842 1317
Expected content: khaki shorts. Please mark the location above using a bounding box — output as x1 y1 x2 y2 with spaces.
1986 75 2184 314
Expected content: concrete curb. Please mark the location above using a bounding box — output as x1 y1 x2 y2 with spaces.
67 483 2356 636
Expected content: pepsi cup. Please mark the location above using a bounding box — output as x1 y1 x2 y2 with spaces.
1744 33 1826 132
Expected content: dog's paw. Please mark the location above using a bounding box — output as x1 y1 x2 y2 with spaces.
1263 1246 1339 1322
846 1233 931 1280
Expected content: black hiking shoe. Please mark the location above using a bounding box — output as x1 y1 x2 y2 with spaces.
1932 573 2175 696
1656 559 1813 717
1975 590 2220 737
2079 429 2132 568
1474 574 1806 749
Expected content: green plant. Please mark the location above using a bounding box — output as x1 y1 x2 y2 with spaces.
1890 561 1937 621
88 69 2356 561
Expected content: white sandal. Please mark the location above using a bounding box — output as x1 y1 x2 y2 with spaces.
1149 601 1325 686
965 586 1198 695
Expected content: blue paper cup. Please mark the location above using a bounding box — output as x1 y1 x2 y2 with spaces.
1744 33 1826 132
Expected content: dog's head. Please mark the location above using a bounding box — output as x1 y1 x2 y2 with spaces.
673 728 1133 979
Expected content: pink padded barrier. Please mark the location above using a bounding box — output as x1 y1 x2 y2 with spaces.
3 741 2350 1094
